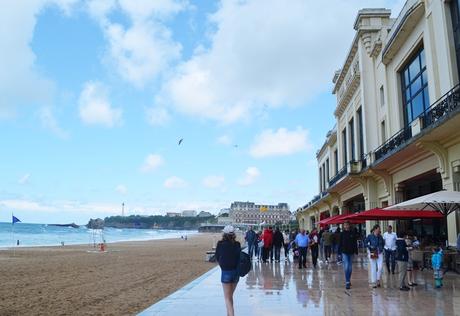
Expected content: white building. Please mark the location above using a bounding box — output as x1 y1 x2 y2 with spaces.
166 212 181 217
230 202 291 225
297 1 460 246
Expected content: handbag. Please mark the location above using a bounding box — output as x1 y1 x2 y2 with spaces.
370 249 379 259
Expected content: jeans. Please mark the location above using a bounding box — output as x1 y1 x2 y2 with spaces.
342 253 353 284
335 244 342 262
274 246 281 261
257 245 263 259
397 260 407 288
298 247 307 268
384 249 396 273
324 245 332 260
248 243 255 258
368 252 384 283
311 245 319 267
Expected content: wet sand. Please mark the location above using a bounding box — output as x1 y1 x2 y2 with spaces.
0 233 219 316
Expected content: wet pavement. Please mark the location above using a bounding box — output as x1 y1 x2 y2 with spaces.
139 254 460 315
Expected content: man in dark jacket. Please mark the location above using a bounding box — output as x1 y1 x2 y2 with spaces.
245 226 257 259
395 231 410 291
273 227 284 262
338 221 358 290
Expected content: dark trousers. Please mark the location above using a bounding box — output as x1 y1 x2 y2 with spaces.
283 243 289 258
311 245 319 267
262 247 270 262
324 245 332 260
384 249 396 273
270 246 274 261
274 246 281 261
298 247 307 268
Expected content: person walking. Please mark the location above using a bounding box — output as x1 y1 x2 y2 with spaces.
338 221 358 289
333 227 342 263
405 233 417 286
262 226 273 263
255 231 262 261
215 225 241 316
245 226 257 260
273 227 284 262
283 230 290 260
309 228 319 268
395 231 410 291
295 229 310 269
432 246 444 288
323 228 333 263
365 224 385 288
383 225 397 275
318 228 325 262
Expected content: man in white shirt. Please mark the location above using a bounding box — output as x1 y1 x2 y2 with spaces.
383 225 397 274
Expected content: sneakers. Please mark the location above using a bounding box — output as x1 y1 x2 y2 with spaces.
399 286 410 291
345 283 351 290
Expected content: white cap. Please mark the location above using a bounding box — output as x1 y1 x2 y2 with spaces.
223 225 235 234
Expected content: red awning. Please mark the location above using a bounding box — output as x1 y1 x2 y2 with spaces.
316 213 364 225
345 208 444 220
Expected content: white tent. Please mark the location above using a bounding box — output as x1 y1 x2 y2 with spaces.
384 190 460 216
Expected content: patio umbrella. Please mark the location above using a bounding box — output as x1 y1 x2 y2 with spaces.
384 190 460 244
383 190 460 216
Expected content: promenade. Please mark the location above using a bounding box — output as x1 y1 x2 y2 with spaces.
139 255 460 315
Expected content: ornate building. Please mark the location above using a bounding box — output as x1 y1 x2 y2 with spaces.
297 1 460 246
230 202 291 225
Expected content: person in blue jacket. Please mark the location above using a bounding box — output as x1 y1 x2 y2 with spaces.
431 247 444 288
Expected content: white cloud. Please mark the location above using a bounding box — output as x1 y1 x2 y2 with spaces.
217 134 232 146
78 81 122 127
202 175 225 189
88 0 186 88
146 106 170 126
141 154 164 172
0 199 53 212
238 167 260 187
164 176 188 189
250 127 312 158
115 184 128 195
161 0 401 124
18 174 31 185
39 106 69 139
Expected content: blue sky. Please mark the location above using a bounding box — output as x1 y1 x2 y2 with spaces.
0 0 404 224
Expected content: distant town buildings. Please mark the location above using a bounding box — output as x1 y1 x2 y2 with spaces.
230 202 291 225
297 2 460 246
197 211 213 217
166 212 181 217
181 210 197 217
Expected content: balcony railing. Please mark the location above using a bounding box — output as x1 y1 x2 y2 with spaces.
422 84 460 130
374 126 412 162
329 166 347 187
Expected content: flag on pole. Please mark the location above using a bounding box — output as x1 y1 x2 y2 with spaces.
12 215 21 224
260 205 268 212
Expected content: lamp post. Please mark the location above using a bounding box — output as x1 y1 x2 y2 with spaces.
122 202 125 217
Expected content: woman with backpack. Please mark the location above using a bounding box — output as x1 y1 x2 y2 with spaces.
215 225 241 316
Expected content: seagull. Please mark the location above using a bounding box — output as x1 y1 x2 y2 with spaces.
178 138 183 146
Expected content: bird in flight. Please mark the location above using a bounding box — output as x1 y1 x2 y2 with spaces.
178 138 183 145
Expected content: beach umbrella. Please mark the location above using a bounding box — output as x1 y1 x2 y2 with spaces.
384 190 460 244
384 190 460 216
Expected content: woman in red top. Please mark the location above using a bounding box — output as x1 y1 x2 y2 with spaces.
262 227 273 263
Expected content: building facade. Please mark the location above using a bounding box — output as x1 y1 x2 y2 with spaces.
230 202 291 225
181 210 197 217
297 1 460 246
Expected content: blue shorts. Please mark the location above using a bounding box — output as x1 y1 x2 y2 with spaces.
221 269 239 284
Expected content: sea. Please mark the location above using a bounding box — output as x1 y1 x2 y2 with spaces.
0 222 195 248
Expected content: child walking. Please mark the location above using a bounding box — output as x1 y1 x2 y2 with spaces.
431 247 444 288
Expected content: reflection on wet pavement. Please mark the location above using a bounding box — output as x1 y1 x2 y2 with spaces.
139 255 460 316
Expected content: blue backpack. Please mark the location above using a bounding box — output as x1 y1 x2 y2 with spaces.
238 251 251 277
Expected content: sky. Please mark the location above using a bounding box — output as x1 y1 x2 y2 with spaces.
0 0 405 224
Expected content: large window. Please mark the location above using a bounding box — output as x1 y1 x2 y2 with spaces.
342 128 347 166
357 108 364 158
451 0 460 77
401 48 430 124
349 118 355 161
334 150 338 175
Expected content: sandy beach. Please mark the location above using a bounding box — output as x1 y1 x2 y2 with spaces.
0 233 219 316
